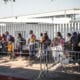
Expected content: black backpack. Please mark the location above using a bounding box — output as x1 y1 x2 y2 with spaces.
9 35 15 42
44 38 51 46
47 38 51 46
21 38 26 45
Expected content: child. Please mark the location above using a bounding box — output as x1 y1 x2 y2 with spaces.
6 41 13 59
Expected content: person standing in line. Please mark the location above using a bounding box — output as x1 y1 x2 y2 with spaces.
39 33 44 49
6 41 13 59
5 31 11 42
1 34 7 54
5 31 15 56
28 30 36 59
56 32 64 46
16 33 24 55
0 34 2 55
65 33 72 50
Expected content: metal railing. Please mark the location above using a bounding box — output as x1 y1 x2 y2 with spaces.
0 45 80 80
35 46 80 80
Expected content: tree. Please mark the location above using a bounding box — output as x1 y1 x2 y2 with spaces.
3 0 15 3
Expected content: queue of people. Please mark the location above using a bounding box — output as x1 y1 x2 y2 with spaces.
0 30 80 60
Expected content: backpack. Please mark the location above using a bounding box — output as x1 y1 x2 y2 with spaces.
44 38 51 46
47 38 51 46
21 38 26 45
9 35 15 42
30 34 36 43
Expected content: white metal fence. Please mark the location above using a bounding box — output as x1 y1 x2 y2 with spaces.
0 21 80 40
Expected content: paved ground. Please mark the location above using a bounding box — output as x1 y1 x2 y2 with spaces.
0 75 28 80
0 56 80 80
0 56 42 80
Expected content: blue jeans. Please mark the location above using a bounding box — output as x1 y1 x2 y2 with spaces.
18 44 23 52
29 44 35 57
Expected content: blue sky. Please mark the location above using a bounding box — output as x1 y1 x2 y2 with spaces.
0 0 80 18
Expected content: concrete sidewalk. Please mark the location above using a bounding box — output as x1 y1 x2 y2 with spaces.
0 56 42 80
0 56 80 80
